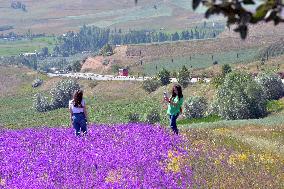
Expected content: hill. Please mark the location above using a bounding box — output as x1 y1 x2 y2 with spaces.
0 0 211 34
0 65 283 188
81 23 284 75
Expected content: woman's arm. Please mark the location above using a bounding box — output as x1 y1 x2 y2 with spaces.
165 97 178 106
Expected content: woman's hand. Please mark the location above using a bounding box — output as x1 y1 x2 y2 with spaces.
164 96 169 103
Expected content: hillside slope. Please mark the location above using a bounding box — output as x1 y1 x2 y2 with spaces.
0 0 207 34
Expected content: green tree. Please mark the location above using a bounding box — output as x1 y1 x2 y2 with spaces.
221 64 232 76
71 61 82 72
142 78 161 93
177 65 191 88
41 47 49 57
50 79 80 109
100 44 113 56
157 68 171 86
215 72 267 119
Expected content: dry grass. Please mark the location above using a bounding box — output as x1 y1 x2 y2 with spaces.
0 65 36 97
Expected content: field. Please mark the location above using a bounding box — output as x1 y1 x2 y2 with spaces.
143 48 260 75
0 65 283 188
0 0 209 34
0 37 56 56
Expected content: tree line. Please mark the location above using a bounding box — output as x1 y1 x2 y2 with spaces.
54 23 224 57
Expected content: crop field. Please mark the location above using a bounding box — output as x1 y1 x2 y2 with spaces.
143 48 260 75
0 0 206 34
0 37 56 56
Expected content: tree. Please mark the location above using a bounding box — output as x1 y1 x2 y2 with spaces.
177 65 191 88
157 68 171 86
215 72 267 119
100 43 113 56
221 64 232 76
41 47 49 57
142 78 161 93
135 0 284 39
71 61 82 72
171 32 180 41
50 79 80 109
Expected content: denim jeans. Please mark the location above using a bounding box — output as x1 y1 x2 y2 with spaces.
169 113 179 134
72 113 87 136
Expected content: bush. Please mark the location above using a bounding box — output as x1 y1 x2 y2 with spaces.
157 68 171 86
128 113 140 123
221 64 232 76
100 44 113 56
146 109 161 124
210 75 225 89
256 72 284 100
50 79 80 109
32 78 43 88
33 93 50 112
215 72 267 120
88 81 98 89
71 60 82 72
207 99 219 116
142 78 161 93
184 96 208 119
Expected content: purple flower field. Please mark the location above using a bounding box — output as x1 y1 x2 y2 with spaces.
0 124 192 188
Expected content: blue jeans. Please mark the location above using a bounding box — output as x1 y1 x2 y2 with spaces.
169 113 179 134
72 113 87 136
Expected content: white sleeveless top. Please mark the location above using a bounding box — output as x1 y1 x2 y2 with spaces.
69 99 85 114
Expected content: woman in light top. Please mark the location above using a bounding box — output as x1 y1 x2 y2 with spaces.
164 84 184 134
69 90 88 136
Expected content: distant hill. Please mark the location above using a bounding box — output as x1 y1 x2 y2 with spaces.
0 0 214 34
81 23 284 75
257 38 284 59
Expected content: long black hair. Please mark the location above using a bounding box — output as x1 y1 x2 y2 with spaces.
73 90 84 108
171 84 183 99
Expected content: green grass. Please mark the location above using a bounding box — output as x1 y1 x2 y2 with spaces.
0 36 56 56
177 115 221 125
267 99 284 113
143 48 260 75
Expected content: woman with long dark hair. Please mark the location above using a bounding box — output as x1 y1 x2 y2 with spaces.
69 90 89 136
164 84 184 134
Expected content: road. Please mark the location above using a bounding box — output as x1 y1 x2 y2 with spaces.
47 72 212 83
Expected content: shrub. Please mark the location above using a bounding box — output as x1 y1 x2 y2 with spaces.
157 68 171 86
215 72 267 120
207 99 219 116
88 81 98 88
256 72 284 100
100 44 113 56
142 78 161 93
128 113 140 123
50 79 80 109
210 75 225 89
221 64 232 76
184 96 208 118
71 60 82 72
32 78 43 88
146 109 161 124
33 93 50 112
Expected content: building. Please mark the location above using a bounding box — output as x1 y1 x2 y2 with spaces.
118 68 128 76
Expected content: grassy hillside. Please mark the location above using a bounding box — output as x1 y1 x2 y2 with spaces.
0 0 211 34
90 32 283 76
0 37 56 56
0 65 283 188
